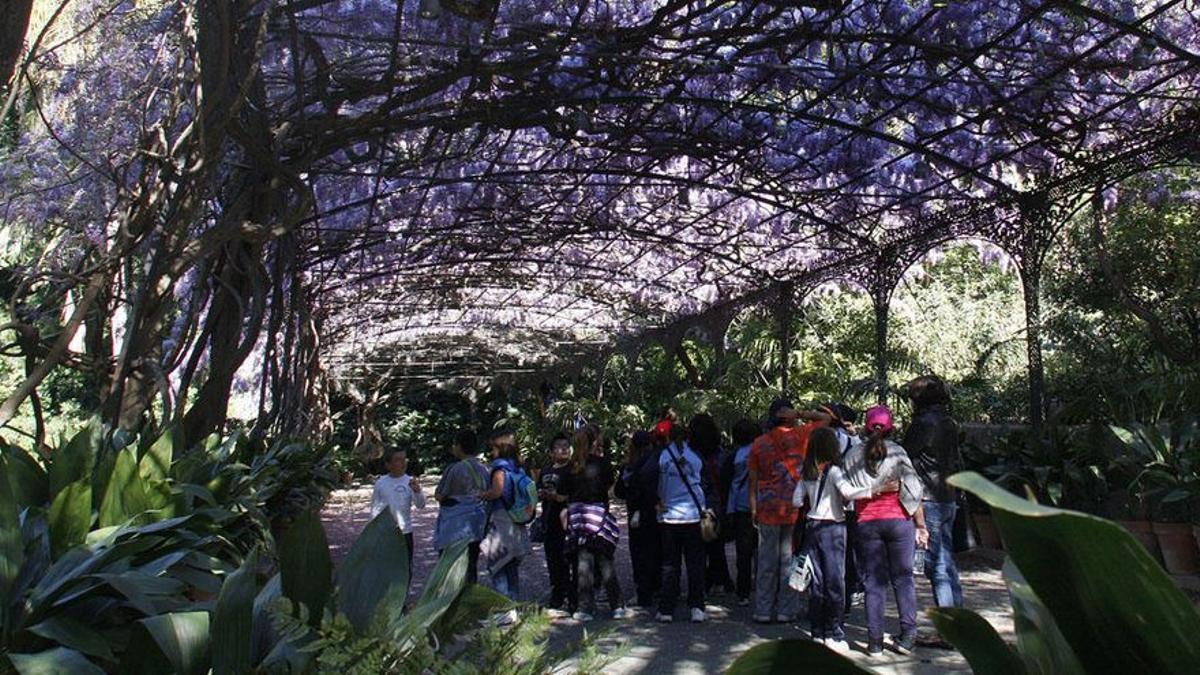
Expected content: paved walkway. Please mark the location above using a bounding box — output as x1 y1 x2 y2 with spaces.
321 484 1013 674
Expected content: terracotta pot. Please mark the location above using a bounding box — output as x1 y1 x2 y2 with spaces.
1151 521 1200 575
972 513 1003 549
1117 519 1163 565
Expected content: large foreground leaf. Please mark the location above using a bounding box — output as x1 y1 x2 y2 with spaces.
122 611 211 675
49 422 100 497
213 550 258 675
279 509 332 627
949 471 1200 673
47 479 92 558
336 510 410 633
9 647 105 675
929 607 1025 675
391 540 468 648
726 640 875 674
0 461 23 613
2 444 48 509
98 447 149 528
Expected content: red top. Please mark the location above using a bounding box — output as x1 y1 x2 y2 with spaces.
855 492 907 522
749 422 818 526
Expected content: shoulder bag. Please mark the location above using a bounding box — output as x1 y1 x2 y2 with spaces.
669 443 720 543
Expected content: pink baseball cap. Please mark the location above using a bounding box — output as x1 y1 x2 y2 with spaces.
864 405 894 434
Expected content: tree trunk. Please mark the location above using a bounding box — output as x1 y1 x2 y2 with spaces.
0 0 34 88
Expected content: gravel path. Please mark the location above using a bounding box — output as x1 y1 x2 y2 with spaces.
321 482 1013 674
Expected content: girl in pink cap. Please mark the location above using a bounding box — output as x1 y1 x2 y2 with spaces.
842 405 928 657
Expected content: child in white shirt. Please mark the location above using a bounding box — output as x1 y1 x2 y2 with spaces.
792 427 895 649
371 447 426 569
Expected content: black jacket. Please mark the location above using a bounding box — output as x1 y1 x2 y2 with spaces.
902 405 963 503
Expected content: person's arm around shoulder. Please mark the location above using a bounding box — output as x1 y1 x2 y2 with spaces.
832 466 896 501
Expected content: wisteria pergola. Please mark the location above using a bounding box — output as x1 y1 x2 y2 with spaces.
4 0 1199 442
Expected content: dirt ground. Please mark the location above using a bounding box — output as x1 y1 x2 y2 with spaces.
321 483 1013 674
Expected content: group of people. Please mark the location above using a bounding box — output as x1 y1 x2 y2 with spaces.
371 374 965 655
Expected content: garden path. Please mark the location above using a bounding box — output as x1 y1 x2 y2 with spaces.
321 484 1013 674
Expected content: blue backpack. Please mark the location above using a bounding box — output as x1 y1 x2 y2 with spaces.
504 467 539 525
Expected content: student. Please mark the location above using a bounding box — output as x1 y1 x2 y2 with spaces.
538 433 574 614
652 424 708 623
560 428 627 621
615 430 660 609
690 414 734 595
843 406 928 656
903 375 964 612
793 428 896 651
433 429 490 584
478 430 533 608
722 418 759 606
370 447 426 571
821 403 866 609
749 399 831 623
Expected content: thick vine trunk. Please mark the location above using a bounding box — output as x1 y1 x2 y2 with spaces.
0 0 34 88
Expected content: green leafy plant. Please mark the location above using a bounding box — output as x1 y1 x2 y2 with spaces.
1108 416 1200 522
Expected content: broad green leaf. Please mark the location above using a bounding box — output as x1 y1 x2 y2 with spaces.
950 471 1200 673
93 572 186 615
212 550 257 675
8 647 105 675
27 615 115 661
2 444 48 508
98 447 148 528
1004 560 1084 675
140 424 179 483
251 574 308 671
49 421 100 497
47 479 92 559
929 607 1026 675
1 461 24 622
336 510 410 633
430 583 509 645
726 639 875 674
121 611 210 675
391 540 467 646
278 509 331 627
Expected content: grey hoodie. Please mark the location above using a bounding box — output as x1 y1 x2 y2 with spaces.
842 438 924 516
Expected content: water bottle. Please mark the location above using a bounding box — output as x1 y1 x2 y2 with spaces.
913 547 926 575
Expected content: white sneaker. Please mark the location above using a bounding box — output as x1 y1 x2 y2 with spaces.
572 611 594 622
810 636 826 645
752 614 773 623
493 609 519 626
690 608 707 623
825 639 850 653
656 612 673 623
545 608 570 619
612 607 633 620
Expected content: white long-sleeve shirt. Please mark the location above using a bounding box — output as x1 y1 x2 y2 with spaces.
792 465 874 522
370 474 426 533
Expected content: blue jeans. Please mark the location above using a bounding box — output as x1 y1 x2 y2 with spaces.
804 521 846 640
857 518 917 641
492 558 521 600
923 500 964 608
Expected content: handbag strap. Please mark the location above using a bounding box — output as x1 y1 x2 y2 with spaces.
668 443 707 514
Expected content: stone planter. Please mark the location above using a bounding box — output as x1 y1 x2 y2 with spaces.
1117 519 1163 565
972 512 1003 550
1151 521 1200 575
